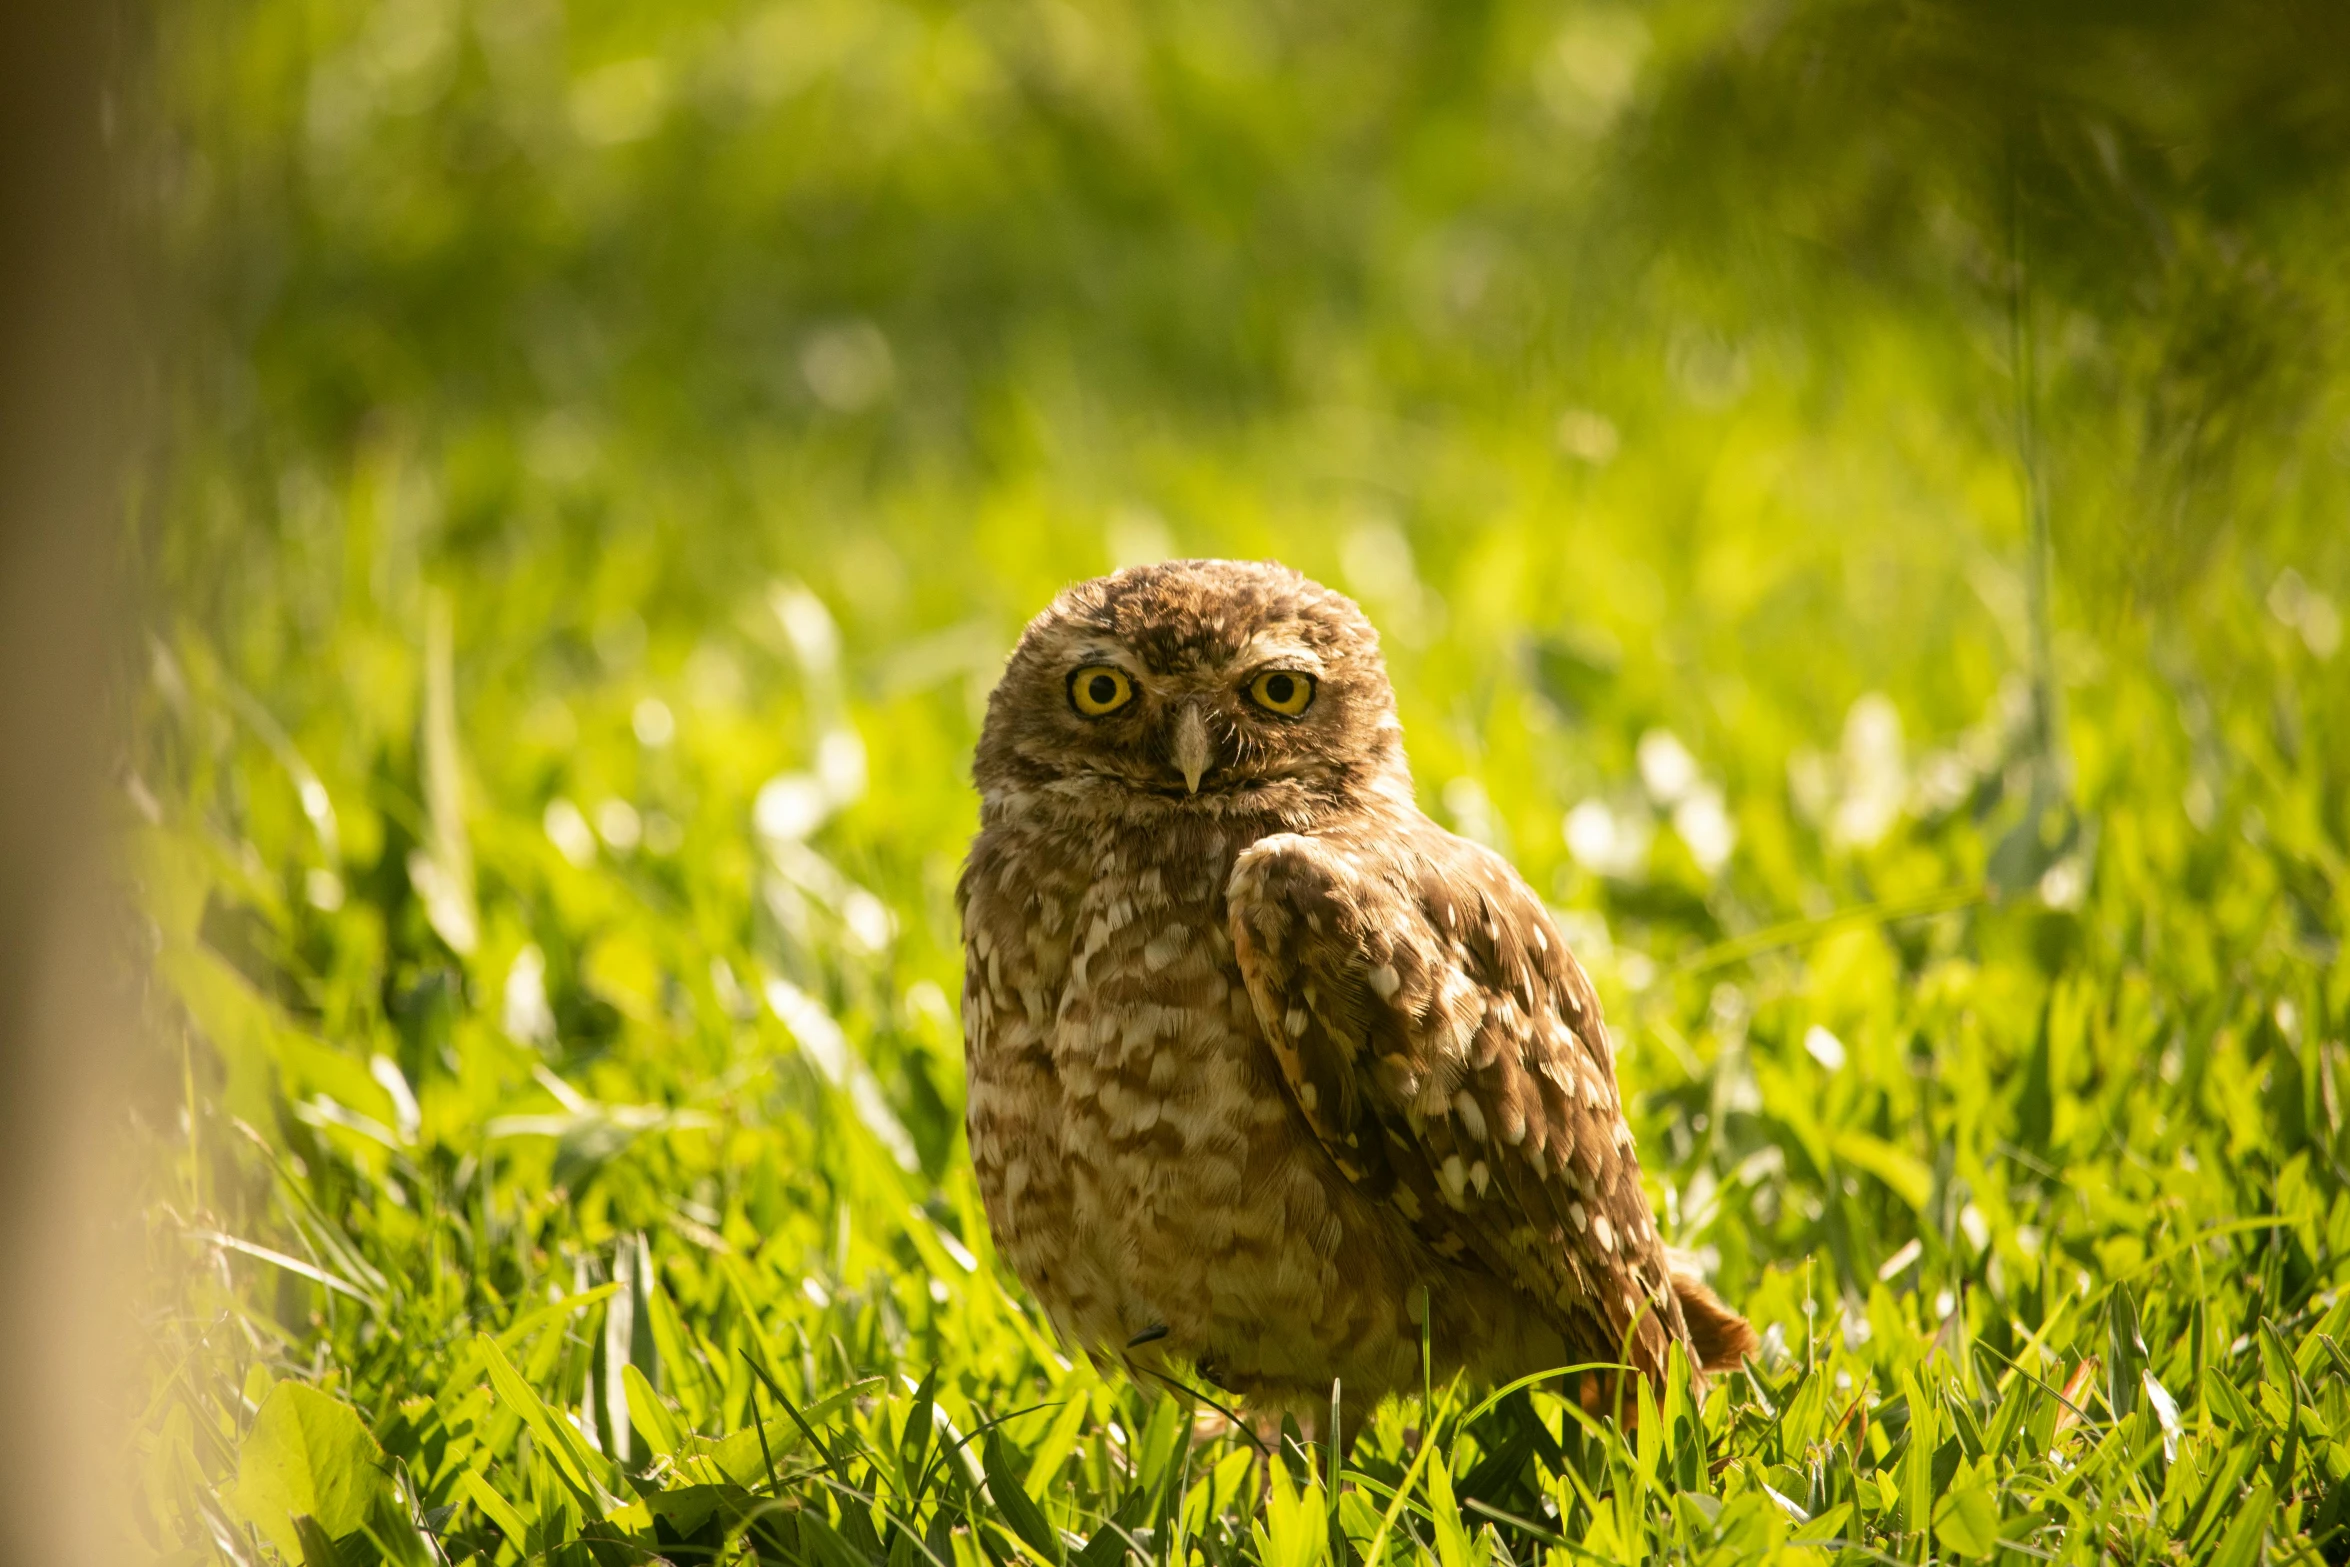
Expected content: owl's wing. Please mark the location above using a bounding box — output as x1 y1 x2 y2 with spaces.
1227 820 1743 1388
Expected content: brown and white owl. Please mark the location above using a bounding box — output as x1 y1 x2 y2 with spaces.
959 559 1752 1425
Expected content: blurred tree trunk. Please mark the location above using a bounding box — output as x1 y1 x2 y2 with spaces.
0 1 134 1560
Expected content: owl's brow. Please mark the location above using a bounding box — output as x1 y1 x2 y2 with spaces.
1065 641 1144 673
1234 631 1325 673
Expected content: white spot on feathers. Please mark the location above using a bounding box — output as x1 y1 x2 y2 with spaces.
1593 1213 1615 1252
1368 963 1400 1000
1452 1091 1488 1142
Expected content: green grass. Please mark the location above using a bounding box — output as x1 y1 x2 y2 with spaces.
129 0 2350 1562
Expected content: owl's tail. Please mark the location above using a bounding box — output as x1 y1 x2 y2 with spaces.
1666 1252 1759 1373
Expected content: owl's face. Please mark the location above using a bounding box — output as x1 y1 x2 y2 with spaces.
975 559 1409 810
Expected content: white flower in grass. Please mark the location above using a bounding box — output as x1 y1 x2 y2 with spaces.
544 797 597 866
1636 729 1698 804
1672 787 1736 874
1564 797 1650 878
503 944 555 1049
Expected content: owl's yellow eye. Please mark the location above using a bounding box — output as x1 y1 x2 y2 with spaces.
1068 665 1137 716
1246 669 1316 716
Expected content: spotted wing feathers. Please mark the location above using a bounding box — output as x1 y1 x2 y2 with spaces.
1227 823 1732 1387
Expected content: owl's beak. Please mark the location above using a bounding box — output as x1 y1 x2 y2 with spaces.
1171 703 1211 794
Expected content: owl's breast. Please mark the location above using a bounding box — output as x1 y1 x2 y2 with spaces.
1057 829 1412 1370
1046 824 1267 1200
965 813 1437 1398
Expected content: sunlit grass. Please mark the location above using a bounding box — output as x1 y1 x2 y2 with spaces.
133 513 2349 1563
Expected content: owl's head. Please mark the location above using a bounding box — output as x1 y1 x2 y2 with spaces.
975 559 1409 815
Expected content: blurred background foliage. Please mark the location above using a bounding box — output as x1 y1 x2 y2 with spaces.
132 0 2350 1561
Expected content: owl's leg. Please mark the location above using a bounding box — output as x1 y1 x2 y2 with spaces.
1290 1384 1373 1459
1188 1407 1241 1447
1223 1384 1365 1460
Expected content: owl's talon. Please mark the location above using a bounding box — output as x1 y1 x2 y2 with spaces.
1127 1323 1169 1347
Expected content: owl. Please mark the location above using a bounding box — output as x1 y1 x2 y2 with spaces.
959 559 1752 1426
